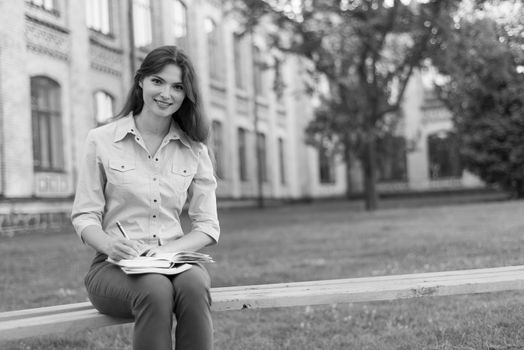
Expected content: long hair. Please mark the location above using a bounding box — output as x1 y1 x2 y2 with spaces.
117 46 209 143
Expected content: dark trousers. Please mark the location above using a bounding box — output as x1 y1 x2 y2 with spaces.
85 253 213 350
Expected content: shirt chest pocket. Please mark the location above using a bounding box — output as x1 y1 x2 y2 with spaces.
171 161 197 193
108 159 136 185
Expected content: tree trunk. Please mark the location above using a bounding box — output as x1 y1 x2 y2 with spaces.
343 140 353 199
362 134 379 211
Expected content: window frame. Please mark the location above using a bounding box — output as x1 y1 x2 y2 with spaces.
278 137 286 185
133 0 153 48
427 131 463 180
172 0 189 51
233 32 247 90
318 145 336 184
237 127 249 182
205 17 223 82
211 120 224 179
28 0 59 15
93 90 115 126
256 132 268 183
31 76 65 172
86 0 112 36
253 45 265 97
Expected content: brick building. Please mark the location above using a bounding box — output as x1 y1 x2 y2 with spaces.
0 0 483 232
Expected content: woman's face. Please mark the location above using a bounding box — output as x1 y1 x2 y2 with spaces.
139 64 186 119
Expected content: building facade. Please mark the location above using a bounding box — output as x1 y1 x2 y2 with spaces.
0 0 483 231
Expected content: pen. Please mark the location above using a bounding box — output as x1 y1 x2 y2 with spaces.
116 221 130 239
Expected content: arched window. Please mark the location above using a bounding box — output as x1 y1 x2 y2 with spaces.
31 76 64 171
94 91 114 125
427 131 463 179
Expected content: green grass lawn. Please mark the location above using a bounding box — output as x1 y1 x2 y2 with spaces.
2 196 524 349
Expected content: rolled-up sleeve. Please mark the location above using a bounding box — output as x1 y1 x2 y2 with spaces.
187 145 220 243
71 131 106 240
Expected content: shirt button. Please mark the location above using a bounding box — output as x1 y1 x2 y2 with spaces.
148 155 151 159
153 199 157 203
153 177 157 181
152 215 157 218
155 158 159 161
121 165 125 169
153 234 157 238
136 137 140 141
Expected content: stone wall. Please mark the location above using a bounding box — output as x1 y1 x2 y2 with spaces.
0 211 71 236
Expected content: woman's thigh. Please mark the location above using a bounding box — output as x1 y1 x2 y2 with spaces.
85 259 174 318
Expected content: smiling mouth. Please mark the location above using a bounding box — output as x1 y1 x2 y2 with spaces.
154 99 173 107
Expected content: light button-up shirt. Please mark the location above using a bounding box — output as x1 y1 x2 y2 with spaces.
71 115 220 245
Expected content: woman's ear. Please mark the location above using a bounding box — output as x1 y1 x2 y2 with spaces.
138 80 143 88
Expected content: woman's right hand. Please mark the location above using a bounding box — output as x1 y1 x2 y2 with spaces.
105 238 142 261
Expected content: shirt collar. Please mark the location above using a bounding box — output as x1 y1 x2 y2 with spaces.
113 115 137 142
113 114 192 149
165 119 193 149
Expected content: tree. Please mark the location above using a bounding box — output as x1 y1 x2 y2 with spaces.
228 0 458 210
430 1 524 197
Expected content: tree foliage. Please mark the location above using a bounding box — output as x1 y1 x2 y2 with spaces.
229 0 458 209
431 1 524 197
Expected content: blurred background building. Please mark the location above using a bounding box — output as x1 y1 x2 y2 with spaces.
0 0 483 231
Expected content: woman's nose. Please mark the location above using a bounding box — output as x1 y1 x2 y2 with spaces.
160 85 171 97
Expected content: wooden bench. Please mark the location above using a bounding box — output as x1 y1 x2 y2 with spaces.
2 265 524 342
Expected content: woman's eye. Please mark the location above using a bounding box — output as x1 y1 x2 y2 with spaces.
151 78 162 84
173 85 184 91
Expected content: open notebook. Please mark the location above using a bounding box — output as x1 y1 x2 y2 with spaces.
107 251 214 275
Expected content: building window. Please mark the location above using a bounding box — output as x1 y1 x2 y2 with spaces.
205 18 222 81
253 46 265 97
29 0 58 14
319 146 336 184
211 120 224 179
278 138 286 185
172 0 188 51
376 135 407 182
133 0 152 48
256 132 268 182
238 128 248 181
86 0 111 35
94 91 114 126
428 131 463 179
233 33 246 90
31 77 64 171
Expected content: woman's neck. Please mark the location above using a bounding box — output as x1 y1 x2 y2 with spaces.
134 113 171 137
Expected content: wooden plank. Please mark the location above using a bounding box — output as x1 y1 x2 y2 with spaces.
0 309 131 341
0 302 94 322
211 265 524 293
211 266 524 310
2 265 524 341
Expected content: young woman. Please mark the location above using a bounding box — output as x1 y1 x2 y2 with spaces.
71 46 219 350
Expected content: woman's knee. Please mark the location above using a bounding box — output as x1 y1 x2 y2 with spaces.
173 265 211 301
133 274 174 310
